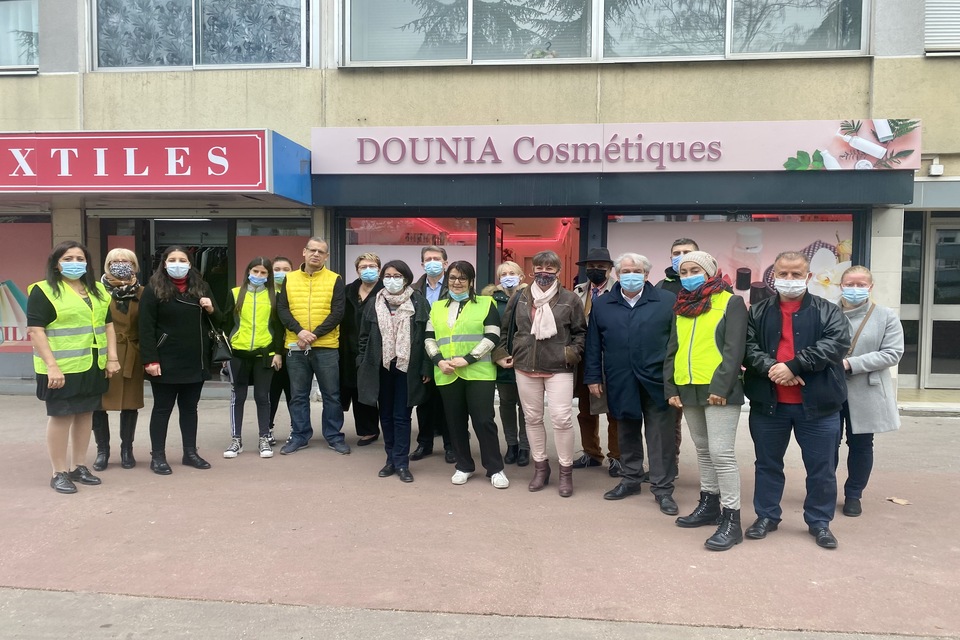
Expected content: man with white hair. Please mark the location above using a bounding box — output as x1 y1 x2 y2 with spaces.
583 252 681 515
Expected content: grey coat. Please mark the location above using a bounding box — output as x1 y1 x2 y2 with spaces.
843 301 904 434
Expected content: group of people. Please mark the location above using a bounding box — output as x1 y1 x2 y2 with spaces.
28 234 904 552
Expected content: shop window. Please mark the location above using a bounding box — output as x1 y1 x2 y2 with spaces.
235 218 310 279
94 0 307 68
0 0 38 70
901 213 922 306
345 0 865 64
899 319 918 376
0 216 50 349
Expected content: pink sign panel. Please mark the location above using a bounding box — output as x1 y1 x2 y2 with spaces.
311 120 921 175
0 131 267 192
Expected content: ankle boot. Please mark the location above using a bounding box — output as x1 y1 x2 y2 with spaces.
182 447 211 469
705 507 743 551
92 411 110 471
676 491 721 528
558 464 574 498
528 459 551 492
150 451 172 475
119 410 137 469
504 444 519 465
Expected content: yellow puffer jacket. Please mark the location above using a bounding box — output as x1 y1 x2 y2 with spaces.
283 267 340 348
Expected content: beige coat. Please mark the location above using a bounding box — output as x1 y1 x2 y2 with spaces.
101 288 145 411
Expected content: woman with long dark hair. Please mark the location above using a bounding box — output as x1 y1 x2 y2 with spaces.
139 246 221 475
222 257 284 459
27 241 120 493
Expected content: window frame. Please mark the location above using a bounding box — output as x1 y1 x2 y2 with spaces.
0 0 39 74
925 0 960 56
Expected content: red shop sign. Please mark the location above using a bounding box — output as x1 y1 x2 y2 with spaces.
0 130 267 192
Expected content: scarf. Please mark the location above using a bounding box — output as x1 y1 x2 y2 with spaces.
673 270 728 318
375 287 415 373
530 281 559 340
100 274 139 313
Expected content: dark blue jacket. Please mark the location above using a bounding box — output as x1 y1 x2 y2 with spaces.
584 282 676 419
743 292 850 418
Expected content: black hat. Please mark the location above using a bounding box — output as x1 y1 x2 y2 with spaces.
576 247 613 266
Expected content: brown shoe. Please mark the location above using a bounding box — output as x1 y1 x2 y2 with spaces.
558 464 573 498
528 459 551 492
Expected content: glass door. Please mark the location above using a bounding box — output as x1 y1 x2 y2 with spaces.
922 223 960 388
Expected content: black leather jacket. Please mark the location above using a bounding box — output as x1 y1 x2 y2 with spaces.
743 292 850 418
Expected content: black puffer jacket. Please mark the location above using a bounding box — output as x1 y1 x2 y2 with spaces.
743 292 850 418
492 285 586 374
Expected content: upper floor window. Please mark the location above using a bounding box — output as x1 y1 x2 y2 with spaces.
345 0 865 65
94 0 307 69
925 0 960 55
0 0 38 70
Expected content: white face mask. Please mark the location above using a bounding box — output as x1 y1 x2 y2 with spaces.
383 277 405 294
774 278 808 299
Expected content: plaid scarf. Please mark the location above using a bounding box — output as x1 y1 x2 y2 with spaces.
673 271 727 318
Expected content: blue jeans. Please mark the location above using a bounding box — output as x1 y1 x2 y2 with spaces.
379 362 412 469
286 348 345 446
749 403 841 528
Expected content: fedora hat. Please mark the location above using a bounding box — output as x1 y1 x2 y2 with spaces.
576 247 613 266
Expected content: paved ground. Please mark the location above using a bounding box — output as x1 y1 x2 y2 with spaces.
1 386 958 639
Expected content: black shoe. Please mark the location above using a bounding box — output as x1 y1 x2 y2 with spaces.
676 491 721 528
444 448 457 464
607 458 623 478
655 494 679 516
517 448 530 467
705 508 743 551
397 467 414 483
92 411 110 471
182 448 211 469
93 448 109 472
809 526 838 549
504 444 519 465
410 445 433 461
378 463 395 478
640 470 650 483
50 472 77 494
843 498 862 517
150 451 172 475
120 446 136 469
357 434 379 447
604 483 641 500
68 465 102 485
745 517 779 539
572 452 602 469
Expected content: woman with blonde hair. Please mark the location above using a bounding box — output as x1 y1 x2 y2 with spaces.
91 247 145 470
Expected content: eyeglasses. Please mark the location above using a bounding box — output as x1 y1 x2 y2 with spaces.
447 276 470 283
305 248 327 255
382 276 404 282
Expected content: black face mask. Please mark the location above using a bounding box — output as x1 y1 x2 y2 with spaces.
585 268 608 285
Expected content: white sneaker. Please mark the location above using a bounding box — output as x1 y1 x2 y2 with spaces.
258 436 274 459
451 470 474 485
491 471 509 489
223 438 242 458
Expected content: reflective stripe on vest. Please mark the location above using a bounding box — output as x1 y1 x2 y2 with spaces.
283 268 340 349
430 297 496 386
31 281 109 375
673 290 731 386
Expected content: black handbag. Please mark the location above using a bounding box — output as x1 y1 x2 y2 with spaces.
206 315 233 363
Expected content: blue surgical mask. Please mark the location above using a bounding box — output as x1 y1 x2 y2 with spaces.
680 274 706 292
359 267 379 284
449 290 470 302
500 275 520 289
273 271 287 284
619 272 645 292
841 287 870 305
60 262 87 280
249 274 268 287
165 262 190 279
671 255 683 273
424 261 444 277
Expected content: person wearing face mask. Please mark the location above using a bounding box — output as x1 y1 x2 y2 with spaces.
743 251 850 549
584 253 681 515
571 247 622 479
91 248 145 471
221 257 285 459
357 261 432 483
340 253 384 447
139 245 222 475
494 251 585 497
425 261 508 489
835 266 903 519
267 256 294 445
27 241 121 493
664 251 747 551
481 261 529 466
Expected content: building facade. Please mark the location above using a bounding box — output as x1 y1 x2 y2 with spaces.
1 0 959 388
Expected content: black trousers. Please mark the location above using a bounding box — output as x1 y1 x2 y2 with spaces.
617 382 678 496
416 378 451 449
439 378 503 477
149 380 205 452
230 355 275 439
341 385 381 438
269 358 291 429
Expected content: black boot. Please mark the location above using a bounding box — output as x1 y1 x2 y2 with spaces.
182 447 211 469
92 411 110 471
119 410 137 469
675 491 721 528
504 444 519 465
705 508 743 551
150 451 172 475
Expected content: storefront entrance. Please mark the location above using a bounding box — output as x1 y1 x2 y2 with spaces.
920 221 960 388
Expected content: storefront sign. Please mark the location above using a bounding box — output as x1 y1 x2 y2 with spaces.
0 131 267 192
312 120 921 175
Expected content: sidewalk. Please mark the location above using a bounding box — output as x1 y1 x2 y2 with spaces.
0 390 958 638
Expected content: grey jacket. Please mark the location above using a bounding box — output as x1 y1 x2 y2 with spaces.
843 301 904 434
